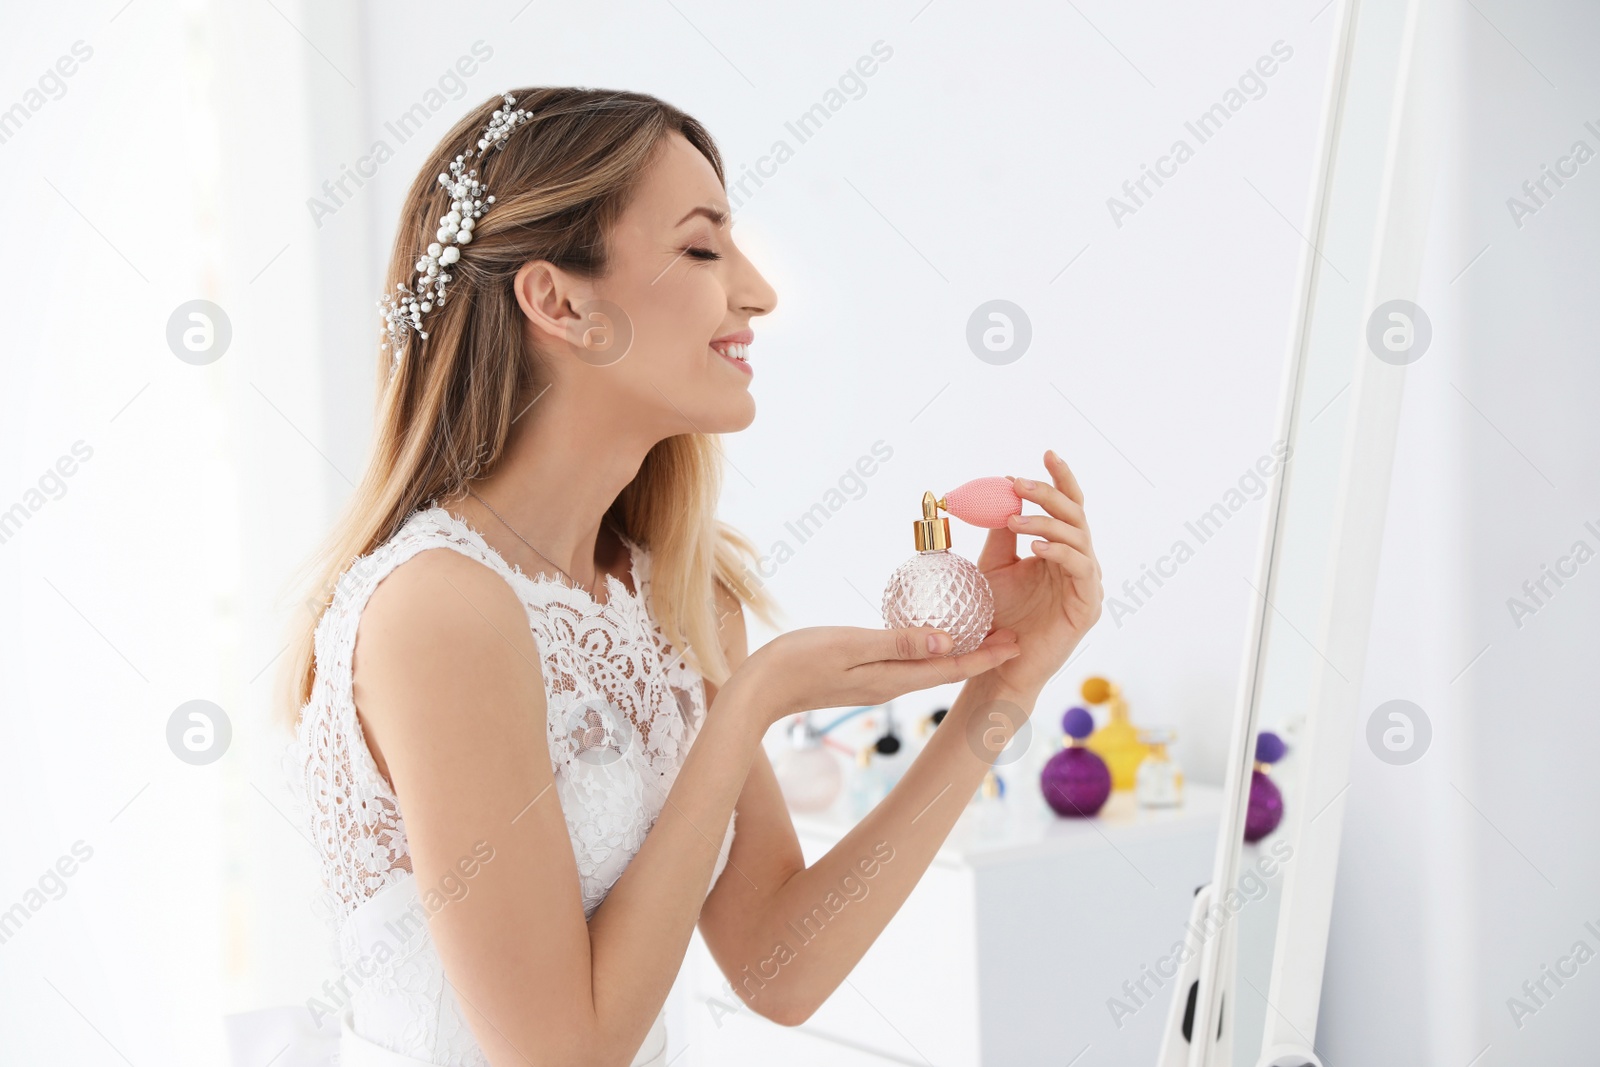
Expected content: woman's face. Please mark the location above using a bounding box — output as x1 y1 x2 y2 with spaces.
523 130 778 436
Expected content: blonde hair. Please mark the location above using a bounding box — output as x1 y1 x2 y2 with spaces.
281 87 779 726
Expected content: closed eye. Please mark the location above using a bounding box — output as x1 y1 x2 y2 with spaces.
684 247 722 261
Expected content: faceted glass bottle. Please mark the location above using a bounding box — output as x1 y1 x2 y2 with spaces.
882 492 994 655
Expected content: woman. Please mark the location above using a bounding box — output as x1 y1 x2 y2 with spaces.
285 87 1102 1067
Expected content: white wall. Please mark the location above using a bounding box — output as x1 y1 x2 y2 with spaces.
357 0 1334 784
1319 0 1600 1062
0 0 1364 1061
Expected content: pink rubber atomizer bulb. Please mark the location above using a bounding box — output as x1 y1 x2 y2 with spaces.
939 476 1024 529
880 477 1021 654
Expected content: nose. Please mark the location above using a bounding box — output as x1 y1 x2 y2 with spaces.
731 241 778 319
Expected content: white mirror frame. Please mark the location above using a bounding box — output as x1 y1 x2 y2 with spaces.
1172 0 1444 1062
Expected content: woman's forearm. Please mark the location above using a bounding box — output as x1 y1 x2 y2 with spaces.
734 672 1042 1022
580 685 767 1062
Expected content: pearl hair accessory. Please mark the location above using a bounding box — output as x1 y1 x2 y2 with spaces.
377 92 535 373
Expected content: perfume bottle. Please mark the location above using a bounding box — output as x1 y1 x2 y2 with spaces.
1245 730 1287 843
846 745 887 820
1082 676 1150 791
772 716 843 814
882 479 1020 654
968 769 1006 838
865 705 911 794
1135 727 1184 808
1040 707 1111 817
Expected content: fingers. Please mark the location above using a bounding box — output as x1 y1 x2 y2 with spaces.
1009 450 1088 525
892 631 1020 693
1006 511 1090 552
1028 538 1098 578
874 625 1018 678
1045 448 1084 505
878 624 959 661
976 523 1020 573
948 629 1022 673
1009 473 1086 530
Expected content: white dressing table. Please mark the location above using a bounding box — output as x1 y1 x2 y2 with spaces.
671 784 1223 1066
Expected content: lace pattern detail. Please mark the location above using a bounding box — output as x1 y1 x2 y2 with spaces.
288 503 734 923
284 505 735 1063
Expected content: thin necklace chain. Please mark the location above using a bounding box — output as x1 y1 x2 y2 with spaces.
466 489 601 598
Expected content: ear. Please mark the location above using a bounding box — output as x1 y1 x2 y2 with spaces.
512 259 594 350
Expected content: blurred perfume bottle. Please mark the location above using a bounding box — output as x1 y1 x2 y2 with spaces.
773 716 843 814
1245 731 1287 843
1040 707 1111 817
1135 727 1184 808
1082 675 1150 790
845 745 889 820
868 704 913 790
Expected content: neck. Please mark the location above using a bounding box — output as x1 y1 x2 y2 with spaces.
461 386 661 584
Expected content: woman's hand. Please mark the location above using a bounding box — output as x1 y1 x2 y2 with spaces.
724 624 1021 727
973 449 1104 701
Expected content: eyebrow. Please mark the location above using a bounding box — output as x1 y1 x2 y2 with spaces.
675 204 730 228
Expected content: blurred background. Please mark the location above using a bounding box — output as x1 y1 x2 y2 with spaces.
0 1 1594 1065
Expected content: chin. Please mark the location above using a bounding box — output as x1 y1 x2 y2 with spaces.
660 362 757 433
708 393 757 433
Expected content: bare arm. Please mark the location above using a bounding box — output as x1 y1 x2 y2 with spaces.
352 551 1015 1065
699 657 1036 1025
699 449 1102 1024
354 549 767 1067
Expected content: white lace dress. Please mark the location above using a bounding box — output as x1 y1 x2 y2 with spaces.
279 505 737 1067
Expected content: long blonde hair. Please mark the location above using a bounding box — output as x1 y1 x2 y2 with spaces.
282 87 779 726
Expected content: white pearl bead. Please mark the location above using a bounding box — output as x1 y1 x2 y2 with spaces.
427 242 441 257
440 246 460 265
455 229 471 245
436 227 450 243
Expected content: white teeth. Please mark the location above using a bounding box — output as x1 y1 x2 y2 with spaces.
715 342 749 361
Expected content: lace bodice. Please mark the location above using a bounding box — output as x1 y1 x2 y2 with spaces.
285 504 735 1065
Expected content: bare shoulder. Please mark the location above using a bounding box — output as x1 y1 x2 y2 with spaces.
358 546 532 666
352 546 546 787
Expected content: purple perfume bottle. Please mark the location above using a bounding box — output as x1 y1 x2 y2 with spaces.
1040 707 1112 818
1244 730 1287 843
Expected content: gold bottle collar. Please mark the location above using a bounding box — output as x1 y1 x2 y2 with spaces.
913 490 952 551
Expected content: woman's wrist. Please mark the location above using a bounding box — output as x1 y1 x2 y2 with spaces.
935 672 1041 766
706 668 785 747
962 669 1041 716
